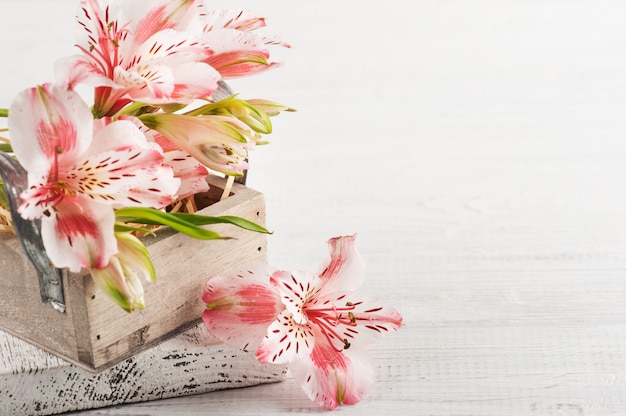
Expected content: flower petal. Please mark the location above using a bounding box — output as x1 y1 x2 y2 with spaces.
270 269 318 325
348 296 404 338
317 291 404 348
164 150 209 199
201 9 268 32
170 61 221 103
18 174 54 220
74 0 111 51
209 53 279 79
256 309 315 364
291 335 375 409
202 29 284 78
123 28 214 104
55 55 118 91
88 119 154 155
202 263 282 352
8 83 93 175
113 64 176 103
318 234 366 293
129 0 202 45
133 28 209 64
41 197 117 272
70 120 180 208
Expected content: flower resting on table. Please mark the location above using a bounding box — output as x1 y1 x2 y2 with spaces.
202 235 403 409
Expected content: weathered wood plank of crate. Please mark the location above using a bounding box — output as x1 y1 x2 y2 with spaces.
0 175 267 372
0 322 287 416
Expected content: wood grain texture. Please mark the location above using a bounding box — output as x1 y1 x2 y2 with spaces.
0 324 287 415
2 0 626 415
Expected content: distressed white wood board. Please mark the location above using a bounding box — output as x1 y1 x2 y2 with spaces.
0 323 287 416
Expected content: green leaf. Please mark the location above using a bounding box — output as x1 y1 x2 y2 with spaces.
168 212 271 234
115 207 224 240
0 144 13 153
0 108 8 118
114 223 156 235
115 207 271 238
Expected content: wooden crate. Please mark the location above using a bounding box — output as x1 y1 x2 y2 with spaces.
0 175 267 372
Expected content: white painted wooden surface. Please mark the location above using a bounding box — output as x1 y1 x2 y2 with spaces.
2 0 626 415
0 324 287 415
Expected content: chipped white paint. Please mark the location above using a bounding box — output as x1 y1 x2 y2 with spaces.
0 324 287 415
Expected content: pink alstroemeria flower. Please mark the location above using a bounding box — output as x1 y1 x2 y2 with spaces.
8 83 179 272
202 235 403 409
57 0 221 116
198 9 290 78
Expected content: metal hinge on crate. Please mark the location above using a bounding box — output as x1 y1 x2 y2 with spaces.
0 152 66 313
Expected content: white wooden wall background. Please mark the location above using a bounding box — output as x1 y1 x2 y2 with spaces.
1 0 626 415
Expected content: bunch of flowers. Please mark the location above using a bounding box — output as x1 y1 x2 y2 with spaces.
0 0 403 409
0 0 291 312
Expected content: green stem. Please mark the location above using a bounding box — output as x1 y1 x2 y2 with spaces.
0 108 8 117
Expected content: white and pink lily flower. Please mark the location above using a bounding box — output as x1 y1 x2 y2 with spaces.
57 0 221 116
8 83 179 273
199 9 290 78
202 235 403 409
